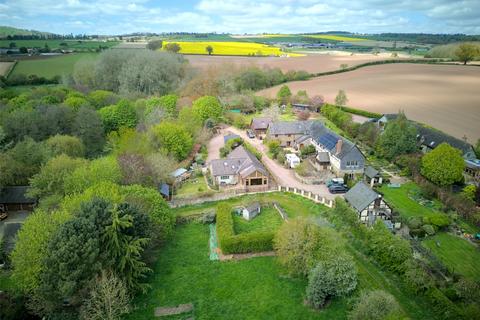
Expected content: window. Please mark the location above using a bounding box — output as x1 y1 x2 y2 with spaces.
220 176 229 180
275 134 278 138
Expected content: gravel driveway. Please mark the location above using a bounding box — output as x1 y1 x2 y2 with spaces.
209 126 337 200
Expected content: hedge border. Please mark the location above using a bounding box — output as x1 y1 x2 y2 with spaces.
216 203 274 254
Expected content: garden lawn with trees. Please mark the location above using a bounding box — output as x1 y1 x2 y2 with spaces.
125 195 436 319
422 233 480 280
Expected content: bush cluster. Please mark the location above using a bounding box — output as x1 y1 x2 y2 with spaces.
216 203 274 254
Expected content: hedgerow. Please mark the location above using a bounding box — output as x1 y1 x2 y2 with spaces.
216 203 274 254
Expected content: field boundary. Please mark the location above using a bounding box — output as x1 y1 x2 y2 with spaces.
4 60 17 79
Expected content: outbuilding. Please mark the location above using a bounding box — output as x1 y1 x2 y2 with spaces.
364 166 383 187
344 182 392 225
242 202 261 221
0 186 35 212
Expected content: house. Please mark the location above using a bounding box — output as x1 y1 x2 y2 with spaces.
250 117 272 137
465 159 480 181
209 145 269 189
242 202 261 220
171 168 190 184
414 124 476 159
304 122 365 176
364 166 383 187
344 182 392 225
285 153 300 168
0 186 35 212
266 120 314 147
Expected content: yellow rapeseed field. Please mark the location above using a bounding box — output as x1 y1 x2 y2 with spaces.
162 41 302 57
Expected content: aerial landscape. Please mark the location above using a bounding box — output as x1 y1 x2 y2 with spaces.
0 1 479 319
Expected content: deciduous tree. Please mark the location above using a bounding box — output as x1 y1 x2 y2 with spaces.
455 43 480 65
335 89 348 106
306 254 357 309
421 143 464 186
376 112 417 160
150 122 193 161
276 85 291 104
349 290 401 320
164 42 181 53
206 45 213 55
191 95 223 124
274 218 343 276
45 134 85 158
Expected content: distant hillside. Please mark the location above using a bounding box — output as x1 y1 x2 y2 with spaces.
0 26 53 38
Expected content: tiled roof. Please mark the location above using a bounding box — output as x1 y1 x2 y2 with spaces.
365 166 379 178
344 181 379 212
414 124 473 155
251 117 273 130
210 146 268 178
268 120 314 135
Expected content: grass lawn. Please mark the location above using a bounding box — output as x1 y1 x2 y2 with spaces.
175 177 209 197
233 206 284 234
10 52 98 78
126 221 436 319
174 192 329 219
422 232 480 280
378 182 446 220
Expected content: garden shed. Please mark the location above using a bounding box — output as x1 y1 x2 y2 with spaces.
242 202 261 221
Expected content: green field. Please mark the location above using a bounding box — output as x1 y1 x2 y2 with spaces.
125 220 434 319
232 206 283 234
0 39 119 50
378 182 447 220
422 233 480 280
10 53 98 78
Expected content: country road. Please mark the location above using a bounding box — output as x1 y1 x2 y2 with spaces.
207 126 337 200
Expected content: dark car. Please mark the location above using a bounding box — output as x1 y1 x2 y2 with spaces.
328 184 348 194
246 129 255 139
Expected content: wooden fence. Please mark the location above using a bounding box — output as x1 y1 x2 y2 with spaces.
169 185 335 208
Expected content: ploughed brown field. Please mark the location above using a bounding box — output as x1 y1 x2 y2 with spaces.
258 63 480 142
186 53 398 73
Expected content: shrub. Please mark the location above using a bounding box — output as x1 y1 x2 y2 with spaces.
425 288 461 319
408 217 423 229
274 218 342 276
423 214 450 230
267 140 281 158
403 260 434 293
422 224 436 236
299 144 315 158
306 254 357 309
349 290 401 320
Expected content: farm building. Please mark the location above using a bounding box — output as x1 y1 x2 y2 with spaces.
241 202 261 221
250 117 272 137
297 121 365 176
0 186 35 212
285 153 300 168
465 159 480 181
364 166 383 187
344 182 392 225
266 120 314 147
209 145 269 190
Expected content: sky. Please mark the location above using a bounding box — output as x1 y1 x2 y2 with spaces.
1 0 479 35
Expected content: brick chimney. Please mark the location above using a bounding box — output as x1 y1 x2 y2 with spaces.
335 139 343 155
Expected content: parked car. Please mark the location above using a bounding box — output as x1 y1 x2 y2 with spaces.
246 129 255 139
328 184 348 194
326 178 344 187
